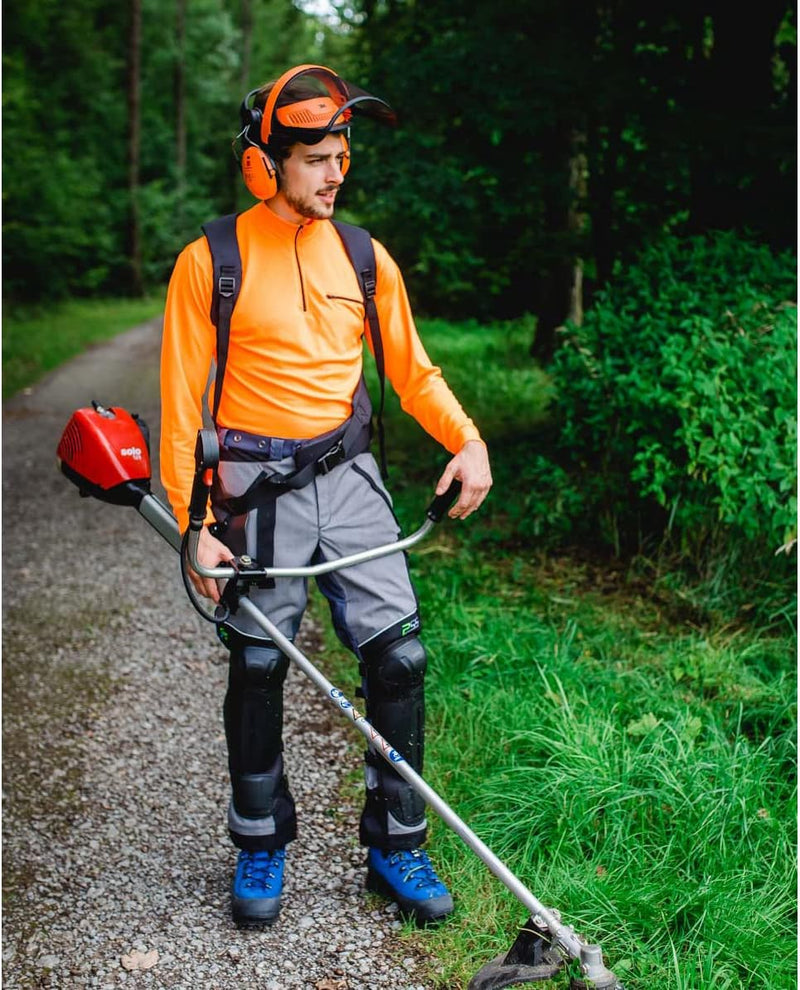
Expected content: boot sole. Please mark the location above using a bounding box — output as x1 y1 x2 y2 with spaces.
231 895 281 927
366 866 454 925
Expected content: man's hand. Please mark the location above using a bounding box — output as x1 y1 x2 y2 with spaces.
187 525 235 603
435 439 492 519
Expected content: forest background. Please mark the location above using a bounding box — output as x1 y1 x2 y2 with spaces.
3 1 797 988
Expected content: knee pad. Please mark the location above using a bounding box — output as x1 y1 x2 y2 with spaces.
360 634 426 775
223 628 290 686
224 641 289 793
240 644 289 689
362 634 427 702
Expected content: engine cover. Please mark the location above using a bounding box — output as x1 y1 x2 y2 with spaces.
57 402 152 505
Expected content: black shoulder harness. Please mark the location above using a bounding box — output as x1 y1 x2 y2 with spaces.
201 213 387 477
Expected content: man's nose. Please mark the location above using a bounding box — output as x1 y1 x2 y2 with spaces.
326 160 345 184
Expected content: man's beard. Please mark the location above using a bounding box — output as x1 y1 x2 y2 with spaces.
283 187 336 220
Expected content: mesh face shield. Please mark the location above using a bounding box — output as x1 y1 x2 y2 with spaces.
241 64 396 152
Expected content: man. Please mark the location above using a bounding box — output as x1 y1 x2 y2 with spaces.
160 64 491 928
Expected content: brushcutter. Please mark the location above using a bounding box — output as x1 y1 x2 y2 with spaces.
57 401 625 990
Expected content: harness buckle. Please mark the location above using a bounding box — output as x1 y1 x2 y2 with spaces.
218 275 236 298
316 438 346 475
361 268 377 298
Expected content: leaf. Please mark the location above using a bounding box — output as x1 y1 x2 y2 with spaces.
121 949 159 972
681 716 703 743
626 712 660 737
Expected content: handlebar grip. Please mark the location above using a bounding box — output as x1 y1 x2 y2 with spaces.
194 429 220 472
188 429 220 531
426 480 462 522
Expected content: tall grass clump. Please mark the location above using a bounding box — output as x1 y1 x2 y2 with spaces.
310 310 796 988
406 553 796 989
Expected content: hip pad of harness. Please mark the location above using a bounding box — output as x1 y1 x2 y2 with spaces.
218 377 372 517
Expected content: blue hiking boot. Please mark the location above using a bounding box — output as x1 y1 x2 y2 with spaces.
231 848 285 926
366 848 454 924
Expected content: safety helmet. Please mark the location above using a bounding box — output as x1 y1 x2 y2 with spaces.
237 63 396 200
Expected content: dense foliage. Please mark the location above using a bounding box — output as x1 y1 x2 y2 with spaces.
3 0 795 345
321 315 797 989
547 232 797 565
2 0 329 301
344 0 795 341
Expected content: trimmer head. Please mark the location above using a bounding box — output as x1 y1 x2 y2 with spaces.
57 401 151 506
468 917 564 988
468 916 625 990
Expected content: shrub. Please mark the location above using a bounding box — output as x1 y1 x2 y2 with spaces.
548 231 797 566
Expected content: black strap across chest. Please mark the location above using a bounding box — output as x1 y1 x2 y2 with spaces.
201 214 387 477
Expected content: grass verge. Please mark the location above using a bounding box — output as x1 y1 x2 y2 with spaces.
3 293 165 399
314 316 797 989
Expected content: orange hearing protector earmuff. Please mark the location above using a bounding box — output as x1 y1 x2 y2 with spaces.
240 132 350 201
239 64 352 201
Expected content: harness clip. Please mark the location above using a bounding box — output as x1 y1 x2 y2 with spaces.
361 269 377 298
218 275 236 298
316 438 347 475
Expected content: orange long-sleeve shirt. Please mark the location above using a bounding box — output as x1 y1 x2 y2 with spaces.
160 202 482 531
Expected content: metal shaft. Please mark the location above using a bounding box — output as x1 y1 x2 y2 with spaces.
237 595 586 961
139 493 183 552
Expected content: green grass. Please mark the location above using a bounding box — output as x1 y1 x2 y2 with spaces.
2 293 165 398
411 555 795 988
317 316 797 989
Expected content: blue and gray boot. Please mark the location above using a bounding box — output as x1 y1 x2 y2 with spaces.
231 848 286 925
366 848 454 924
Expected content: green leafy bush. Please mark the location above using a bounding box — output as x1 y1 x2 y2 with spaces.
549 232 797 562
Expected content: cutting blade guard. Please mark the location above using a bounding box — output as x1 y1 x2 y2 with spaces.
467 916 564 988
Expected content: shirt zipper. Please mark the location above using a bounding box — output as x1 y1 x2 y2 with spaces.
294 226 307 312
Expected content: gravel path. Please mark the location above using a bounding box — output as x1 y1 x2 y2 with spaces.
2 320 437 989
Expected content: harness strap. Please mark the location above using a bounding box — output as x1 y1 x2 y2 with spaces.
201 213 242 424
221 377 373 518
201 214 387 477
332 220 387 478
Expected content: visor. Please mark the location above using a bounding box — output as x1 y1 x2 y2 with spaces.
258 65 396 148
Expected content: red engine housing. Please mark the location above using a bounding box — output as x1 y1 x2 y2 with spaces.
57 404 151 494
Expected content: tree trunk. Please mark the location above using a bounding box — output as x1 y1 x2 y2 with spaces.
566 137 587 326
126 0 143 296
175 0 187 229
226 0 253 212
530 125 587 363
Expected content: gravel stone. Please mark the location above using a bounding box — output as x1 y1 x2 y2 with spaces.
2 319 436 989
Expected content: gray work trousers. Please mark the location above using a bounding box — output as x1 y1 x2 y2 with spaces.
211 445 427 851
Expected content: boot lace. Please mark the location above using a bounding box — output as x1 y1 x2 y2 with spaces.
240 849 285 892
386 849 442 889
